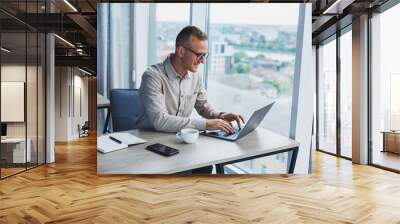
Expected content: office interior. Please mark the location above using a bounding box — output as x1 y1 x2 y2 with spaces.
0 1 97 179
1 0 399 177
0 0 400 222
314 0 400 172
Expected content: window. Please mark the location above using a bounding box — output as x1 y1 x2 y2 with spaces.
370 3 400 171
339 29 352 158
97 3 135 133
317 37 337 155
206 3 300 173
154 3 190 63
0 1 46 179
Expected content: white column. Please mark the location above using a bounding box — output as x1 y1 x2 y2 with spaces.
46 32 55 163
133 3 149 88
147 4 157 66
290 3 314 173
352 14 369 164
190 3 208 31
190 3 209 77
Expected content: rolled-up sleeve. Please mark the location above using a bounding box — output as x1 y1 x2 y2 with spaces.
139 71 207 132
194 75 221 119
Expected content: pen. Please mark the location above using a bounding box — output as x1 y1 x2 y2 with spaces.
109 136 122 144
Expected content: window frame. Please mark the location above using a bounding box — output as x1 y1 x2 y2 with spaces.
368 1 400 173
203 3 312 174
315 24 353 161
147 3 193 66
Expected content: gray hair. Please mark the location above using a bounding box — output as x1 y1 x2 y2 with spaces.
176 26 208 46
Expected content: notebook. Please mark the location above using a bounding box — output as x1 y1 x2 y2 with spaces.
97 132 147 153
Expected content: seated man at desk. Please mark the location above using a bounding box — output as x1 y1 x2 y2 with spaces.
137 26 244 173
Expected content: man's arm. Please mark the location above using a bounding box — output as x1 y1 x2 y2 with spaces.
139 72 207 132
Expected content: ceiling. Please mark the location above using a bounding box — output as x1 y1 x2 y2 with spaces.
0 0 98 74
312 0 390 44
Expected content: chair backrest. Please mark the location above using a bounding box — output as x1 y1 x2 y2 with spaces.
110 89 141 132
82 121 90 130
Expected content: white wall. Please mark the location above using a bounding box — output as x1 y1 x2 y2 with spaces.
55 67 68 141
72 73 89 138
55 67 89 141
1 63 46 164
1 65 26 140
1 65 41 138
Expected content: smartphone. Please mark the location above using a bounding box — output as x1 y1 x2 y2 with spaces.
145 143 179 157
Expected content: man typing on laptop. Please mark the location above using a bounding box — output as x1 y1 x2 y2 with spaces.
136 26 244 173
137 26 244 135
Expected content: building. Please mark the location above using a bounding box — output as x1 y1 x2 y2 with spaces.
209 41 234 75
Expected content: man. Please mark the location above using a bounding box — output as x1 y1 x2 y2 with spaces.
137 26 244 173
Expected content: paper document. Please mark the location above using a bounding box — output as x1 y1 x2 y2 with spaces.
108 132 147 145
97 135 128 153
97 132 147 153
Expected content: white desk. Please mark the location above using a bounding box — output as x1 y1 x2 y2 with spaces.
97 128 299 174
1 138 31 163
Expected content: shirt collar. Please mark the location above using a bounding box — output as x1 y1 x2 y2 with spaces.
164 54 192 80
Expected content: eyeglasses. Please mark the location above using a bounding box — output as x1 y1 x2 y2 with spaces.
180 45 209 61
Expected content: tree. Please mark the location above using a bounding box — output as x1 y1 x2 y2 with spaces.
257 35 267 48
235 63 250 74
233 51 248 63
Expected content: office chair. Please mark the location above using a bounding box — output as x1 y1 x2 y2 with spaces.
110 89 141 132
78 121 90 138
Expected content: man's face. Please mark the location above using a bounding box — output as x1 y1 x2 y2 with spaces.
180 35 208 73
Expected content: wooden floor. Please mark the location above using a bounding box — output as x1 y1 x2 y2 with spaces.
1 136 400 223
1 167 26 178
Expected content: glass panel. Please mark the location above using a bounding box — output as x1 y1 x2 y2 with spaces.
155 3 190 62
227 152 289 174
1 30 28 177
38 32 45 165
318 37 337 154
340 30 352 158
0 1 46 178
371 4 400 171
26 0 40 170
207 3 299 173
27 30 38 169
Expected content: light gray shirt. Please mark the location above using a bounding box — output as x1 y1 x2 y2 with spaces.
136 55 220 132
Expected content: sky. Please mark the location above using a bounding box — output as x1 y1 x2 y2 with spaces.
156 3 300 26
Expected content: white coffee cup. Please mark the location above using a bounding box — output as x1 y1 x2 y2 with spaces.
176 128 199 144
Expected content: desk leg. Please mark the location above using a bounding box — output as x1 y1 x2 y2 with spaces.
382 133 386 152
288 147 298 174
215 164 224 174
103 108 110 134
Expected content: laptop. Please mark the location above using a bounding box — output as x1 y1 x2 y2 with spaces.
202 102 275 141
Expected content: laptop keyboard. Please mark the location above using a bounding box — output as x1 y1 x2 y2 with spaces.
209 127 241 137
225 128 239 136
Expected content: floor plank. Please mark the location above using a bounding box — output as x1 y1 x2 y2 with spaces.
1 135 400 223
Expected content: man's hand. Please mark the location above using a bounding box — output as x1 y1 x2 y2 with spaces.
219 113 245 128
206 119 236 133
